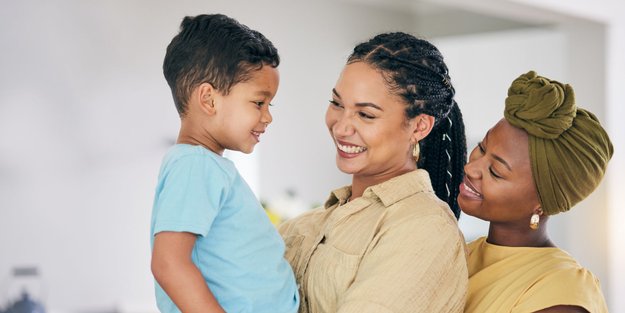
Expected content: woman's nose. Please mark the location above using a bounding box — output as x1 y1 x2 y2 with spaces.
332 113 355 137
464 159 482 179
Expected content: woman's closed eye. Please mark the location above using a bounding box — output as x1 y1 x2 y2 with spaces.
477 142 485 154
478 142 503 179
329 100 343 108
489 167 502 179
358 111 375 119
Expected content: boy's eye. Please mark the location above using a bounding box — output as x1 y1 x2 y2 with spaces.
477 142 485 153
253 101 265 107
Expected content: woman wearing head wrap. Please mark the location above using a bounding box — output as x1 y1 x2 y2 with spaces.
459 71 612 313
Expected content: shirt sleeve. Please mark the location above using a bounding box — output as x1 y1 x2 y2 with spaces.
337 215 468 313
153 154 230 237
511 267 609 313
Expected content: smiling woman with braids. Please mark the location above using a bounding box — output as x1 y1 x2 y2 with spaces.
460 71 611 313
279 32 468 313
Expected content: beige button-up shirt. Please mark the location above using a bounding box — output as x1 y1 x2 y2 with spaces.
279 170 468 313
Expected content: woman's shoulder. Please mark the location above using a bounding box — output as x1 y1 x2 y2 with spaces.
277 206 326 237
466 236 486 253
373 193 464 250
383 189 458 228
466 240 607 312
540 251 603 289
470 240 604 296
468 238 592 273
517 253 608 313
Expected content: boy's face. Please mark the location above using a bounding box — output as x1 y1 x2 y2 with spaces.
211 65 279 154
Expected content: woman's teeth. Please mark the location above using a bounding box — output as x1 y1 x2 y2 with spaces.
463 182 482 198
337 143 367 154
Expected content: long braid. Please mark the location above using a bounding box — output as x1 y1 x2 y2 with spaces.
348 32 467 219
419 102 466 218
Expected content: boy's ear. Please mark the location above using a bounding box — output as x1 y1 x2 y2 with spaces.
197 82 217 115
411 114 435 142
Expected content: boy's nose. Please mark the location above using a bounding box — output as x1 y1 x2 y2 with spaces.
261 109 273 126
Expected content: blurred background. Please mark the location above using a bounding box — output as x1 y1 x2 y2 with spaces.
0 0 623 312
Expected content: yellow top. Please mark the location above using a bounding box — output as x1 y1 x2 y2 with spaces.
279 170 468 313
466 237 608 313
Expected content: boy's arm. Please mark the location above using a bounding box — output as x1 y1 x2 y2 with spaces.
151 231 226 313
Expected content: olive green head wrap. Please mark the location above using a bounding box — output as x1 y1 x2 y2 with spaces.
504 71 613 215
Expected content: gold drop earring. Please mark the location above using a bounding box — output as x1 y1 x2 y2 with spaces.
412 142 420 162
530 213 540 230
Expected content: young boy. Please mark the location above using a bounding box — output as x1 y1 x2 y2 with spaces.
150 14 299 313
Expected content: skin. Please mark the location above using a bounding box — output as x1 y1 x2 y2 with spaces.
458 118 588 313
152 232 225 313
326 61 434 199
177 65 279 155
151 65 279 313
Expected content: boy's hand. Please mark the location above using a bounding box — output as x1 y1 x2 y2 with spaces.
152 231 226 313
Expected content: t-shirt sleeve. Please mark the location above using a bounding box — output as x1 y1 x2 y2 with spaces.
337 215 468 313
153 154 230 237
511 267 609 313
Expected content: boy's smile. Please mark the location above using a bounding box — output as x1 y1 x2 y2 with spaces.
209 65 279 154
176 65 279 156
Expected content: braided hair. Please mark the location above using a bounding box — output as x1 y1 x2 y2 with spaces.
348 32 467 218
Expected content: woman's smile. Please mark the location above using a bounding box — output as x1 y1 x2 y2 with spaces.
459 178 483 200
335 139 367 158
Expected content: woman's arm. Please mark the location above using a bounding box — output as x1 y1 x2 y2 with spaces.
535 306 589 313
151 231 225 313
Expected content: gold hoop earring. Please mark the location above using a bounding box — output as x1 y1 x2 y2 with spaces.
412 143 420 162
530 213 540 230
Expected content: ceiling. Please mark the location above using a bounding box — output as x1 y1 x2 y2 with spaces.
339 0 547 37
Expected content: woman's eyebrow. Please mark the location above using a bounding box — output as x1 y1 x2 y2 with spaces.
492 154 512 171
332 88 383 111
483 131 511 171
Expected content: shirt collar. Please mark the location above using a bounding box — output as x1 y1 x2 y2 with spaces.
324 169 434 209
324 185 351 209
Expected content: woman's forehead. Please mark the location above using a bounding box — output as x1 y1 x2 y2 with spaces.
486 119 531 165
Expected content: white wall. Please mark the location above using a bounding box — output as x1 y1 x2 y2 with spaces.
605 20 625 313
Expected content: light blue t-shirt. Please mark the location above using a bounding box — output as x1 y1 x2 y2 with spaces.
150 144 299 313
